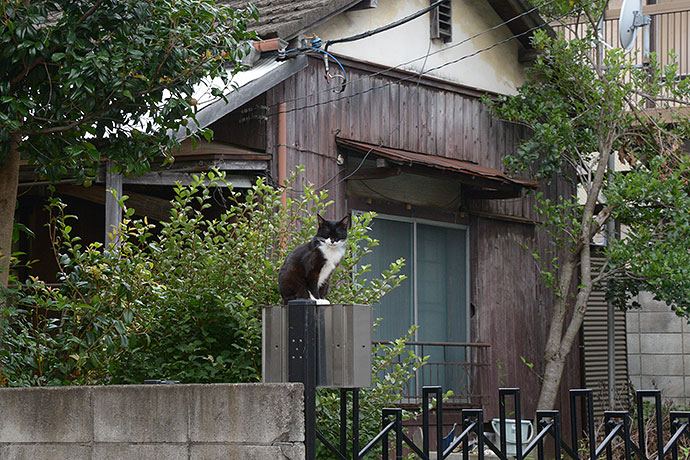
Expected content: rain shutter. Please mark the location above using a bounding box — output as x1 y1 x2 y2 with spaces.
582 253 629 416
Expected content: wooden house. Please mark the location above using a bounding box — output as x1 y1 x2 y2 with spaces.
15 0 583 419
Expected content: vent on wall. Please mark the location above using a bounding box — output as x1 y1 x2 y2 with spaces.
430 0 452 43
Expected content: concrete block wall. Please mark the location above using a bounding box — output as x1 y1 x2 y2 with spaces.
627 292 690 406
0 383 305 460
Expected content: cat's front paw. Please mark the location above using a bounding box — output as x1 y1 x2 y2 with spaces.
315 298 330 305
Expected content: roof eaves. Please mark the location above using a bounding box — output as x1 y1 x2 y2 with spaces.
485 0 554 49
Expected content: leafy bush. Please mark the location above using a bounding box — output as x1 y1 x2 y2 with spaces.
0 171 429 455
1 170 410 386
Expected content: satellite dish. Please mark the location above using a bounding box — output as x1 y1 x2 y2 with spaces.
619 0 651 51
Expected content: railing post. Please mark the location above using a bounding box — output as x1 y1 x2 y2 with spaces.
353 388 360 460
604 414 614 460
623 411 632 460
382 408 390 460
570 389 594 460
463 409 485 460
423 386 443 460
382 408 403 460
586 391 595 460
537 415 546 460
341 388 348 458
287 299 317 460
477 409 485 460
423 388 430 458
499 388 522 460
636 390 662 460
462 411 471 460
395 408 403 460
670 413 681 460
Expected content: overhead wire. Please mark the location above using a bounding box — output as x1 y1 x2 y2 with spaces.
323 0 448 52
269 0 599 195
270 0 598 120
270 0 560 110
317 39 435 192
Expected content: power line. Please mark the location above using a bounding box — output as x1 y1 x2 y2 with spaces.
317 39 435 192
269 0 559 110
323 0 448 51
269 0 596 119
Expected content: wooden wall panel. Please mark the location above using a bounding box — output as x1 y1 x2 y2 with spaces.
267 57 541 216
472 216 582 420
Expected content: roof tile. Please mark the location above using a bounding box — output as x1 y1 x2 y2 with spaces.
221 0 361 39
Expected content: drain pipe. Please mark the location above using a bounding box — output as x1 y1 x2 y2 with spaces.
278 101 287 208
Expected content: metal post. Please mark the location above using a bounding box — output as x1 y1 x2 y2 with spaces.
587 391 596 460
553 411 562 460
395 408 403 460
623 413 632 460
436 387 443 460
341 388 348 458
382 409 389 460
353 388 360 460
515 390 523 460
476 409 485 460
604 415 613 460
423 388 431 458
288 299 317 460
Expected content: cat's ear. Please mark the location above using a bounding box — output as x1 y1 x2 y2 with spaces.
317 214 326 227
339 213 351 229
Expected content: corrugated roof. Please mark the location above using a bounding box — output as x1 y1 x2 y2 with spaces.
174 55 307 140
221 0 361 40
336 137 538 190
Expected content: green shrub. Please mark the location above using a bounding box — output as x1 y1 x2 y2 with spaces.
1 170 409 385
0 170 429 454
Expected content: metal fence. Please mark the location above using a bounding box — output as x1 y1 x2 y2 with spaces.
320 386 690 460
556 1 690 111
374 340 490 406
279 301 690 460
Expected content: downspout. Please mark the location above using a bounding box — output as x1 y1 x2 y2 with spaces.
278 101 287 208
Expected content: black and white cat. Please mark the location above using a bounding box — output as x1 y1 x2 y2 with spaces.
278 214 351 305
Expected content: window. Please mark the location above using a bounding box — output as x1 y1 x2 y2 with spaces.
430 0 452 43
361 214 469 391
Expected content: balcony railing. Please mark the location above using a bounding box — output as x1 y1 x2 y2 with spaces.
373 340 490 406
556 1 690 111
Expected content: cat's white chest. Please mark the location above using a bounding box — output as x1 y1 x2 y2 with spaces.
317 240 346 288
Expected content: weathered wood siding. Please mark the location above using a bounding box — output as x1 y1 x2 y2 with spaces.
266 56 542 220
265 56 581 414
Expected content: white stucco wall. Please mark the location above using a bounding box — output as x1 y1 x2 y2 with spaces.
309 0 526 95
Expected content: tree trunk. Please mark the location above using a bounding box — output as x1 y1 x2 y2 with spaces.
0 133 21 287
536 146 612 410
536 354 567 410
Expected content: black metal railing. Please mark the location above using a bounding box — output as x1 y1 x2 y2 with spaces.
318 386 690 460
374 340 490 406
282 300 690 460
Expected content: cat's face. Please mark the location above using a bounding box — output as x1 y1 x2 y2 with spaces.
316 214 350 246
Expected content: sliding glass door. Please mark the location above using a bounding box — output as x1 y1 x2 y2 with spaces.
362 214 469 394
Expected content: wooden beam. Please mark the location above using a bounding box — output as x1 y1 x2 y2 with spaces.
348 0 377 10
55 185 173 222
345 167 402 181
113 172 254 188
468 209 539 225
105 160 122 246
